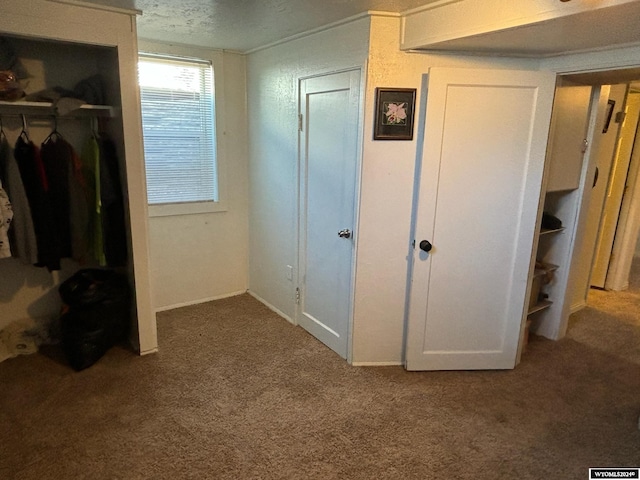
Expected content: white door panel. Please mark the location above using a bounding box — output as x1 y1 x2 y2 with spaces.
591 88 640 289
406 67 556 371
298 70 360 359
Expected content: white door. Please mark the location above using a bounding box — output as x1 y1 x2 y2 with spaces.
405 67 556 371
570 84 616 306
591 88 640 288
297 70 360 359
602 91 640 291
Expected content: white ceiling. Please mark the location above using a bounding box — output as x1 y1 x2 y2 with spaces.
415 1 640 57
79 0 640 58
80 0 437 52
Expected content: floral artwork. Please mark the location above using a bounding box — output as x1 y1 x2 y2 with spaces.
382 102 407 125
374 88 416 140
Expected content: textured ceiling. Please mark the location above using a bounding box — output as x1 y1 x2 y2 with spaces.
80 0 436 52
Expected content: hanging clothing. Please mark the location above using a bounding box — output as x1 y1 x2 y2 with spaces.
98 137 127 266
15 135 60 271
0 180 13 259
41 134 73 258
0 133 7 186
81 135 105 266
0 134 38 264
67 146 90 264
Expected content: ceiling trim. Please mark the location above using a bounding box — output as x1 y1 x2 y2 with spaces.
402 0 463 16
409 39 640 60
50 0 140 15
244 10 400 55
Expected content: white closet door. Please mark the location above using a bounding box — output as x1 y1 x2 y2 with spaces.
405 67 555 371
297 70 360 359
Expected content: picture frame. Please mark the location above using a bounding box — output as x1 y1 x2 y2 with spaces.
373 88 416 140
603 99 615 133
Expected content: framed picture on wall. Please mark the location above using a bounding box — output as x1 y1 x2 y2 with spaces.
373 88 417 140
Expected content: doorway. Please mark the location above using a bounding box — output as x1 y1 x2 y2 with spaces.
566 73 640 313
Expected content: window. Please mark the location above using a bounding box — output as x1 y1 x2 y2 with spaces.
138 54 218 214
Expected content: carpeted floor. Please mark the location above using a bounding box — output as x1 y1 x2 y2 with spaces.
1 276 639 479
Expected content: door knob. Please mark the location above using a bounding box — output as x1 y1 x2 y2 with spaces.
419 240 433 252
338 229 351 239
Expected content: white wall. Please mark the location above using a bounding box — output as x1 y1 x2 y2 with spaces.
138 41 249 311
245 14 538 363
246 18 371 320
137 7 640 362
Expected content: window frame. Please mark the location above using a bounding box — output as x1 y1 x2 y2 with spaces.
137 43 227 217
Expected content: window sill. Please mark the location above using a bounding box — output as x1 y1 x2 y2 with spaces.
148 201 227 217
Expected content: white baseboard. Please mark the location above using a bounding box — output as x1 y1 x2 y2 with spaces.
154 290 248 313
247 290 295 325
351 361 403 367
139 347 159 356
570 301 587 314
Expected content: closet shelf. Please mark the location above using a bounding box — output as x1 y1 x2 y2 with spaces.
0 100 116 118
540 227 565 236
528 299 553 315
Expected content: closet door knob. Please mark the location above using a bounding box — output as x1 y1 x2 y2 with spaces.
419 240 433 252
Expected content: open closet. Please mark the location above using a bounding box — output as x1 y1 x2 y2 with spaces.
0 0 156 356
525 79 604 341
526 69 640 344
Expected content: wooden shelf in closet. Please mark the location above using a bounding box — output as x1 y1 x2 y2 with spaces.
0 100 116 117
527 299 553 315
539 227 565 236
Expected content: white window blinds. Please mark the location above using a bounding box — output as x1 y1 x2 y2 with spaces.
138 54 218 205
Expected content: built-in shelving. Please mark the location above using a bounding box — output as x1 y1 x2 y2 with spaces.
528 187 583 340
0 100 116 117
522 81 600 359
528 299 553 315
527 262 559 317
540 227 565 235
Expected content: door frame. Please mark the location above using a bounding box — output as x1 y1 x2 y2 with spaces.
544 59 640 338
295 67 365 364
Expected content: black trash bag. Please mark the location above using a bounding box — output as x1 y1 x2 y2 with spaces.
59 269 131 371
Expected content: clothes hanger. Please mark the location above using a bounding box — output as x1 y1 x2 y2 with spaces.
19 114 30 142
43 115 63 145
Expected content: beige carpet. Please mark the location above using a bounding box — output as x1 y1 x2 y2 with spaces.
567 262 640 367
1 283 639 479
